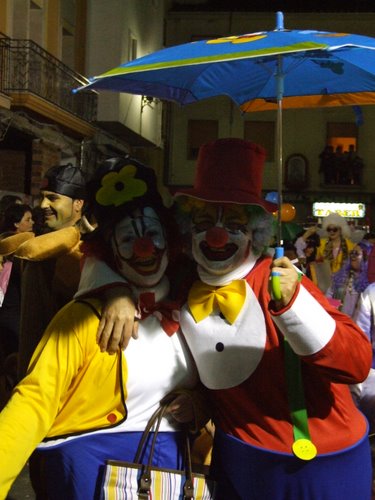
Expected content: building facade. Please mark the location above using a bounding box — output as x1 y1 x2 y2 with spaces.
0 0 167 201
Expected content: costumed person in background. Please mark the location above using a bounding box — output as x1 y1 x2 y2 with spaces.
294 225 320 278
0 157 205 500
0 203 34 234
352 281 375 432
325 241 369 318
315 212 355 275
173 138 372 499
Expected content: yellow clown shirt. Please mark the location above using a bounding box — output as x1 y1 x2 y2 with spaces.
0 299 127 498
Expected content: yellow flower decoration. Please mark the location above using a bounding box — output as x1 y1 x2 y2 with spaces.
207 34 267 45
96 164 147 207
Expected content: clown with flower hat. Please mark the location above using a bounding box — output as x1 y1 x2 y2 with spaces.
171 138 372 499
0 156 208 500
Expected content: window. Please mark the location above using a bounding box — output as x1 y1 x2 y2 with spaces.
323 123 362 185
327 122 357 152
244 121 275 161
128 31 138 61
187 119 218 160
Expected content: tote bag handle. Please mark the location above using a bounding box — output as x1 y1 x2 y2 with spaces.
135 404 195 499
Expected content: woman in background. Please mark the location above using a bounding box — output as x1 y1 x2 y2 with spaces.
0 204 34 234
326 242 369 318
316 213 355 274
0 204 34 378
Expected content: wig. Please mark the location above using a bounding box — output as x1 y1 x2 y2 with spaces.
322 213 351 239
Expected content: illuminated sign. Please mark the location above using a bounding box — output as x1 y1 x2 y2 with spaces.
312 202 365 218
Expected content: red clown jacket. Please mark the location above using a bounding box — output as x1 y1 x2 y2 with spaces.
180 255 372 455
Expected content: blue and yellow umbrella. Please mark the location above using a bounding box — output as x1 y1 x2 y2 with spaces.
76 11 375 243
78 15 375 109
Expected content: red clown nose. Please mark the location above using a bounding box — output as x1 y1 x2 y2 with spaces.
133 237 155 257
206 227 229 248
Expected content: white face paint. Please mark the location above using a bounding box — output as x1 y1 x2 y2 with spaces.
111 207 168 287
191 203 252 275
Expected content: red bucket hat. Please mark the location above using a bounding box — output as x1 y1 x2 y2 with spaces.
174 138 276 213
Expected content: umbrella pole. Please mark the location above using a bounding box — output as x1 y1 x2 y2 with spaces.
274 13 285 247
276 55 284 246
271 13 285 301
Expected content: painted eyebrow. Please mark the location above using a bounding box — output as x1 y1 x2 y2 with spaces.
130 217 146 238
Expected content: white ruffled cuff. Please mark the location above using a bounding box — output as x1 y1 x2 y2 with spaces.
272 285 335 356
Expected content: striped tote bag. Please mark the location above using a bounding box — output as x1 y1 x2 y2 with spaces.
101 460 216 499
100 405 217 499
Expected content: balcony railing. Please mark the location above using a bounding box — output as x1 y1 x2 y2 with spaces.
0 33 10 95
0 35 97 123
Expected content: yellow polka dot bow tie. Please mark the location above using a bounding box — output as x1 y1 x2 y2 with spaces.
188 279 247 324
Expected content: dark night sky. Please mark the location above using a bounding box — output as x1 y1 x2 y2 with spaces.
171 1 375 12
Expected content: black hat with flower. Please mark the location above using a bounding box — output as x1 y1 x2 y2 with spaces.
87 156 165 230
82 156 186 282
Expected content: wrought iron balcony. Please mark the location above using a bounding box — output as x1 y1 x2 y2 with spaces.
0 34 97 123
0 33 10 95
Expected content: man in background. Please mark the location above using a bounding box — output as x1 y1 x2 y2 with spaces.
15 164 87 379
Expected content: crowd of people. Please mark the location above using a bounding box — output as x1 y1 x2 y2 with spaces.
285 209 375 451
319 144 364 185
0 140 374 499
287 212 375 321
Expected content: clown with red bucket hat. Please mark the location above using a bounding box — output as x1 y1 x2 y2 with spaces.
173 138 372 499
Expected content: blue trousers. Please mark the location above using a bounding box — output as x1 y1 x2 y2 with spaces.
31 431 184 500
211 428 372 500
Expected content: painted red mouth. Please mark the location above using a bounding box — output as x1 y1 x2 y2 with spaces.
200 241 238 261
127 249 165 275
